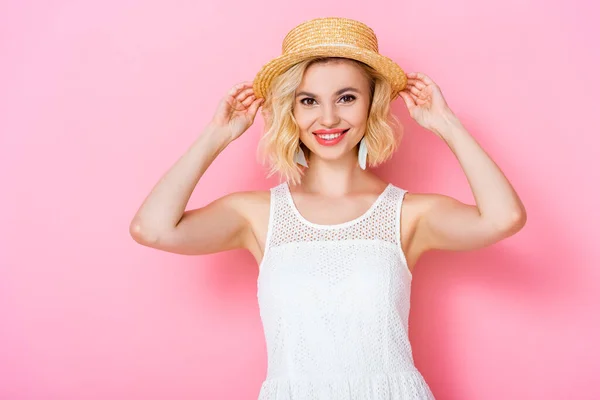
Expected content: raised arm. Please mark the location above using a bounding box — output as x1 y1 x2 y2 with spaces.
399 72 527 253
129 82 264 255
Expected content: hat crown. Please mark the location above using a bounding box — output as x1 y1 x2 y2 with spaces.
282 17 379 55
253 17 406 100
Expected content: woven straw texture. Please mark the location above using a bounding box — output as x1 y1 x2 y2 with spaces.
253 17 407 101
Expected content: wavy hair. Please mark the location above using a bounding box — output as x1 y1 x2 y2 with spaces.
257 56 403 185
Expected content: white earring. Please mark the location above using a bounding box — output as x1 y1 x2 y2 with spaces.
358 137 368 170
294 146 308 168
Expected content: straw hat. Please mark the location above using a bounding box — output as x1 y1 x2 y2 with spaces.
252 17 407 101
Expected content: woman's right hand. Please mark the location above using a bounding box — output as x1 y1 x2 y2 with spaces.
210 81 264 143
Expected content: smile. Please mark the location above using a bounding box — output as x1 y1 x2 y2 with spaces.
312 129 350 146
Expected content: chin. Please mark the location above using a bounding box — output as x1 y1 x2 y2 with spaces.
305 144 358 163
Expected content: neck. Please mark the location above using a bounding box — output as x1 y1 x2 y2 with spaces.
296 152 372 195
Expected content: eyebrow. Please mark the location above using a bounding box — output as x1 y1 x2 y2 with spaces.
295 87 361 98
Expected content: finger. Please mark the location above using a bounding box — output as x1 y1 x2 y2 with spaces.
234 87 255 103
238 90 256 107
407 78 426 90
248 97 264 118
228 83 245 96
405 84 421 97
407 83 430 100
407 72 434 85
399 91 416 109
240 93 256 108
227 88 254 108
228 82 253 97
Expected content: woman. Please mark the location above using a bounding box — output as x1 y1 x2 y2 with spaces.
130 17 526 400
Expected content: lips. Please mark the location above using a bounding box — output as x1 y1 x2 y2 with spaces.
312 128 350 146
313 128 348 134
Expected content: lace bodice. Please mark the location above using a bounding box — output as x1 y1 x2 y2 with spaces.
267 182 406 248
256 182 435 399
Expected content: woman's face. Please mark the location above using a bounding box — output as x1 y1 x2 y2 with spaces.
293 60 371 163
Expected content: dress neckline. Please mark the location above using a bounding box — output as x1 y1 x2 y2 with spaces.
283 182 392 230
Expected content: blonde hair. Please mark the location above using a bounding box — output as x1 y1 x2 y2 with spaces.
257 57 403 185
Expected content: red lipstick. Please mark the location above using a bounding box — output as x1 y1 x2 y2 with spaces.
312 128 349 146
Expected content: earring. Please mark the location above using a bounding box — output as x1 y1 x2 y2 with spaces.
358 137 368 170
294 146 309 168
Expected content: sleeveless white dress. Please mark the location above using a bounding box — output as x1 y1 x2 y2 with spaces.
256 182 435 399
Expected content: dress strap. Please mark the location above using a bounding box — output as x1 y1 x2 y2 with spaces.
262 183 288 258
390 185 409 249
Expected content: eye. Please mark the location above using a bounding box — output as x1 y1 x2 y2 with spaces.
340 94 356 103
299 95 356 106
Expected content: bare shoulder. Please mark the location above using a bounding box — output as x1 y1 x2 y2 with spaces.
229 189 270 219
224 189 270 212
402 191 462 225
403 191 457 209
398 189 519 254
395 191 445 271
399 191 445 232
224 189 271 263
401 191 444 217
131 188 272 256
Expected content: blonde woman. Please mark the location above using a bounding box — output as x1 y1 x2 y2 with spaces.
130 17 526 400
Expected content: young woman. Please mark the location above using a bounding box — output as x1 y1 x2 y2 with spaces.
130 17 526 400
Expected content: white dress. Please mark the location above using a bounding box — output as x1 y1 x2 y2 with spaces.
256 182 435 399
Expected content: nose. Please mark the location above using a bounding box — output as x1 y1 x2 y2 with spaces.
319 104 341 127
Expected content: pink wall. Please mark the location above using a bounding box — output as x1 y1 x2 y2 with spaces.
2 1 599 399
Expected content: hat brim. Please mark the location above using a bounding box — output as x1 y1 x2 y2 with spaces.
253 45 407 101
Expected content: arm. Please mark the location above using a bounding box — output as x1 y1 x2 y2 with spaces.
129 82 264 255
400 73 527 253
413 115 527 252
129 127 250 255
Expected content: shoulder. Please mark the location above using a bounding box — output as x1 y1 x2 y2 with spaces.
386 185 426 229
402 191 463 215
399 191 473 250
221 188 272 218
222 184 290 227
397 190 457 223
387 185 454 227
220 188 276 260
389 189 454 267
400 191 479 231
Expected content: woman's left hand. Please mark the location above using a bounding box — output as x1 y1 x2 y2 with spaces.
399 72 457 137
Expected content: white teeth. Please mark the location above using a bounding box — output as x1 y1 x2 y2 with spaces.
317 130 347 140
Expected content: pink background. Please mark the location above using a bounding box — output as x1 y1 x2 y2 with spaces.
2 0 599 399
